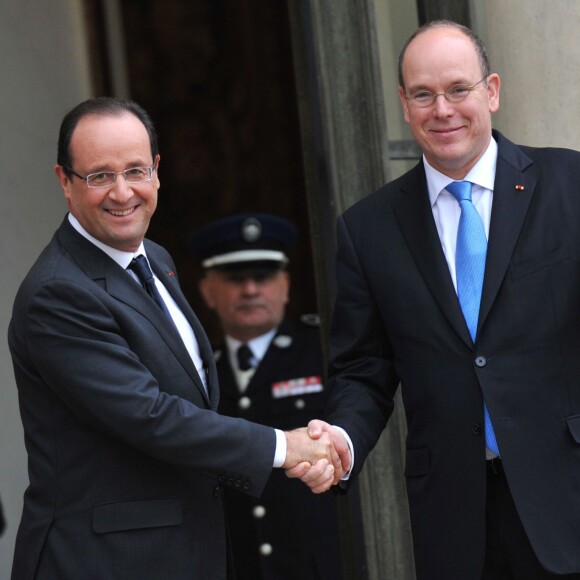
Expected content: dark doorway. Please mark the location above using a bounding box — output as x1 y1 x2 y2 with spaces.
93 0 316 341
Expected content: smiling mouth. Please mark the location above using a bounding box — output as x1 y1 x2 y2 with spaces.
106 207 137 217
431 126 463 135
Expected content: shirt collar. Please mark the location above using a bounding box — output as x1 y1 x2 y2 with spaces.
68 213 146 269
424 136 498 207
226 328 277 361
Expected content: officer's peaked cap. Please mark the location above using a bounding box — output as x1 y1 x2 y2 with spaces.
187 213 299 271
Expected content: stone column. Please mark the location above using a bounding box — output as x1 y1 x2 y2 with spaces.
0 2 93 576
287 2 416 579
484 0 580 150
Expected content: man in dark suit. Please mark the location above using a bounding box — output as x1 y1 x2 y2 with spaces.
290 20 580 580
189 213 343 580
8 97 342 580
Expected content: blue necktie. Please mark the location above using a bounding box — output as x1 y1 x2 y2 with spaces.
447 181 500 456
128 255 174 323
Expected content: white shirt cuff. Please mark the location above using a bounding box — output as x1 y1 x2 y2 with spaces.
273 428 286 468
333 426 354 480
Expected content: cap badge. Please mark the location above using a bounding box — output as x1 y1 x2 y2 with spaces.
273 335 292 348
241 218 262 242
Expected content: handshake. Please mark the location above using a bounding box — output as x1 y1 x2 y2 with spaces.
283 420 351 494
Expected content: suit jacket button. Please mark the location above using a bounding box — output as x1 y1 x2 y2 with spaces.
259 543 273 556
239 396 252 410
472 423 482 435
475 355 487 367
253 505 266 519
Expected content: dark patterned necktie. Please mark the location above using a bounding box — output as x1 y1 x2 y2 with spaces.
237 344 254 371
128 255 173 321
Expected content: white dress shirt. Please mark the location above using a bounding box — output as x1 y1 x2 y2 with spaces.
425 137 498 287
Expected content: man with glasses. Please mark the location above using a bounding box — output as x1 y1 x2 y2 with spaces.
188 213 343 580
290 20 580 580
8 97 344 580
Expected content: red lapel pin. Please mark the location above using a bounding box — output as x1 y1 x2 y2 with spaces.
515 184 525 190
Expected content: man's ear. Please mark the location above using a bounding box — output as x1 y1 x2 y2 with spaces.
399 86 411 124
486 73 501 114
55 165 73 201
281 271 290 305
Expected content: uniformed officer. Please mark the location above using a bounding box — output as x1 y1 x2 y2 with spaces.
188 213 343 580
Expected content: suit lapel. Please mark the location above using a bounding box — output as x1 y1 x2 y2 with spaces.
57 220 212 406
394 134 537 347
146 247 216 407
394 164 473 346
478 132 536 332
109 265 211 405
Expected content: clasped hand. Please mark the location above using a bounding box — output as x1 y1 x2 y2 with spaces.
283 420 351 493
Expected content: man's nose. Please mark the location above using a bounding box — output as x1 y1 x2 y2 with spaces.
108 176 133 202
432 94 455 117
241 278 260 294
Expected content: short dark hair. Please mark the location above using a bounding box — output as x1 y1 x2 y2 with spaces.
57 97 159 177
397 20 491 91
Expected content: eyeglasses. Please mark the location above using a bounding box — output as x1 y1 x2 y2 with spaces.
405 76 488 108
65 165 157 188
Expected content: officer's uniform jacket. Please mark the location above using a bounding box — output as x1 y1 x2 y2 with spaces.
216 318 343 580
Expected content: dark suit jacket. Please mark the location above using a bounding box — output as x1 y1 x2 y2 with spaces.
216 320 342 580
8 218 276 580
325 131 580 580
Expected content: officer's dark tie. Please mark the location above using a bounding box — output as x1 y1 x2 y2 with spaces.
128 255 173 321
237 344 254 371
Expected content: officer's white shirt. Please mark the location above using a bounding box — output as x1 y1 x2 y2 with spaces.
225 329 276 392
